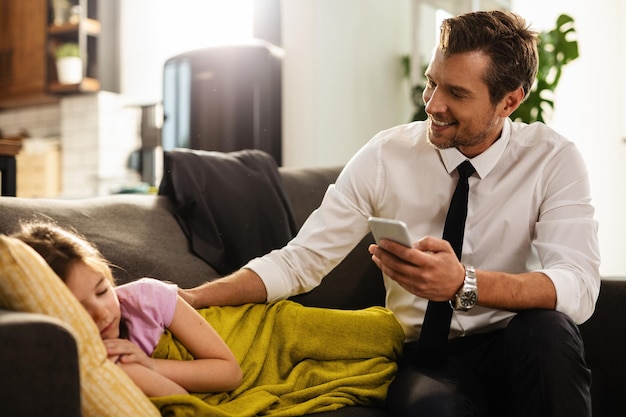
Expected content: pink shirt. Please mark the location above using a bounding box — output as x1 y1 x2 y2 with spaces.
115 278 178 355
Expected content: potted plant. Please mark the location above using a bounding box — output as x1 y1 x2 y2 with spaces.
55 42 83 84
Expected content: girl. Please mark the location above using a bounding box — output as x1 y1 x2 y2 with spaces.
13 221 242 397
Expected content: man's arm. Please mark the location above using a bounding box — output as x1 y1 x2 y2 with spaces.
473 269 556 311
178 268 268 309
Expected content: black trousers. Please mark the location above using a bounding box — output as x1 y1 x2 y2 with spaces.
387 310 591 417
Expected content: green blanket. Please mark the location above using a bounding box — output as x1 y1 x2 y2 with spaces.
150 300 403 417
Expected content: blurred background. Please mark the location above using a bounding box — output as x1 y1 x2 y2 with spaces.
0 0 623 275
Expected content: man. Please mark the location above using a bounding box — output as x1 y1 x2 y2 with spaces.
181 10 600 416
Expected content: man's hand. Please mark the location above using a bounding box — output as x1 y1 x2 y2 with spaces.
177 269 268 309
177 287 197 307
369 236 465 301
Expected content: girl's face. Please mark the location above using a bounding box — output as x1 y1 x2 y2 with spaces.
65 261 121 340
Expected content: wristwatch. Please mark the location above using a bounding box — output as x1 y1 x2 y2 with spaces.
452 264 478 311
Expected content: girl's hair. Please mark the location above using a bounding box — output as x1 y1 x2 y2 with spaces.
439 11 538 104
12 221 115 285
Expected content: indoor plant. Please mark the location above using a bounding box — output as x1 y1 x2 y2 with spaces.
510 14 579 123
55 42 83 84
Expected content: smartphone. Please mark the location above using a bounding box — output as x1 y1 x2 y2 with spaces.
368 217 413 247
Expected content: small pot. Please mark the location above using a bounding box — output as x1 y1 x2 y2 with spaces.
56 57 83 84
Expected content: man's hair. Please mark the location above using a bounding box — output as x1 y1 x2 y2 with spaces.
439 10 538 104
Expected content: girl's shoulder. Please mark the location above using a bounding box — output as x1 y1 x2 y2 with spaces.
117 277 176 292
116 278 178 318
116 278 179 354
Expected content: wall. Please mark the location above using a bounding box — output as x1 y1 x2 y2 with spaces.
281 0 413 167
511 0 626 276
119 0 255 106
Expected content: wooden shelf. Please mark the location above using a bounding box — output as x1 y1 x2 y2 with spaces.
0 137 23 157
48 77 100 94
48 19 101 36
0 0 108 108
0 92 59 110
46 1 103 95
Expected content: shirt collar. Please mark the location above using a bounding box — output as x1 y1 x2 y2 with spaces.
439 118 511 179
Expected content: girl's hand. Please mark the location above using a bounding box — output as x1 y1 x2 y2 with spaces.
104 339 189 397
103 338 154 370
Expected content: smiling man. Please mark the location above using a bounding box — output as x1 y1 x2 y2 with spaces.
181 10 600 416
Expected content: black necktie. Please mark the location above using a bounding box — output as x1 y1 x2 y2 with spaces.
414 160 475 368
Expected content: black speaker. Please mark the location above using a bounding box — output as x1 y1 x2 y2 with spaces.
162 40 283 165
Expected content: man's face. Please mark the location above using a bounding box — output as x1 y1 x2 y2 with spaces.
423 49 511 158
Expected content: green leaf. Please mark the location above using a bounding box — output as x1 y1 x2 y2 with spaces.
508 14 579 123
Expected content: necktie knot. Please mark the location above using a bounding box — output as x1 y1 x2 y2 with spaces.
457 160 475 179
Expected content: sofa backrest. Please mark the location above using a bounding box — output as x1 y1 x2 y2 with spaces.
278 166 386 309
0 194 217 289
0 165 386 310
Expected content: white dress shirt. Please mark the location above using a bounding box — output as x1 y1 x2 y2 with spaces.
245 119 601 342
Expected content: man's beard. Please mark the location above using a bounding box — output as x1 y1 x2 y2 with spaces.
426 115 498 151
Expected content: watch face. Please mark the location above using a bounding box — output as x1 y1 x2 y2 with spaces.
460 291 477 307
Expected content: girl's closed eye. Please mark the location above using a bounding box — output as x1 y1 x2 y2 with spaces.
95 279 111 297
97 287 108 296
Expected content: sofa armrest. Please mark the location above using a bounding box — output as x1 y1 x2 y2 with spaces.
0 309 81 417
579 278 626 417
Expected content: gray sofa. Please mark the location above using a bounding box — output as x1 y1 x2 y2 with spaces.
0 164 624 417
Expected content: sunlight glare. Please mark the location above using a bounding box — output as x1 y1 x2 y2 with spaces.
161 0 255 54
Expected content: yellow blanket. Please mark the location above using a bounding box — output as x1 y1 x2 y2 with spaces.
150 300 403 417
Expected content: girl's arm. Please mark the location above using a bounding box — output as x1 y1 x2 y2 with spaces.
104 338 190 396
154 296 242 392
108 296 242 393
116 361 189 397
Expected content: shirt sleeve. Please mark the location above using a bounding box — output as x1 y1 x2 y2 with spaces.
532 141 601 324
116 278 178 355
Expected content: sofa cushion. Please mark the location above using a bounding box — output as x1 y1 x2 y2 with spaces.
0 235 160 417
